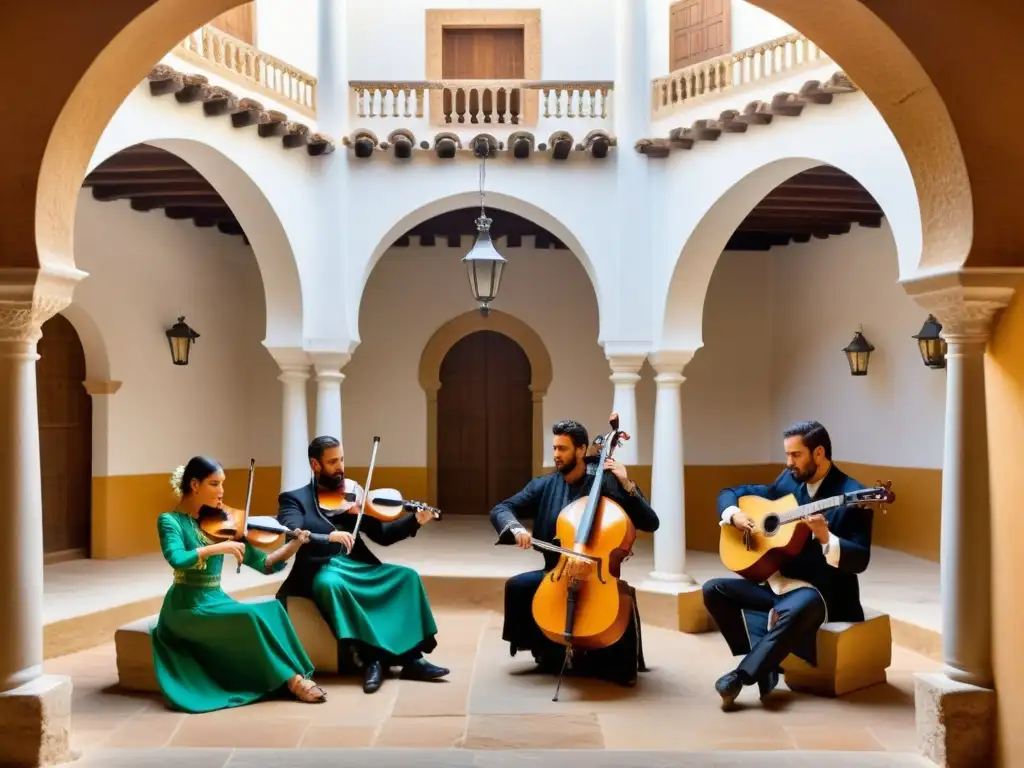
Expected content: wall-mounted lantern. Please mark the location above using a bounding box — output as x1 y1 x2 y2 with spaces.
912 314 947 369
166 316 200 366
842 326 874 376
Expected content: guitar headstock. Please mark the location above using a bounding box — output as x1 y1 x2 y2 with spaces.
847 481 895 513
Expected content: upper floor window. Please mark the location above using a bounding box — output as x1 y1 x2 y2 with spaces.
441 27 526 80
670 0 732 71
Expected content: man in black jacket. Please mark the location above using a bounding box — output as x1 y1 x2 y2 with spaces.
276 436 448 694
702 420 873 710
490 419 659 686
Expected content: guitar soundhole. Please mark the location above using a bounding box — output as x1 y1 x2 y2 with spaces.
762 514 780 536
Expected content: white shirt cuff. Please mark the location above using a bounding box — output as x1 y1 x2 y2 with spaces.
823 531 841 567
720 506 740 527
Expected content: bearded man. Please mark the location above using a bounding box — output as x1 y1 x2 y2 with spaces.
702 420 873 710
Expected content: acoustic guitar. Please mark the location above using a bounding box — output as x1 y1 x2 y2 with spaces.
719 481 894 582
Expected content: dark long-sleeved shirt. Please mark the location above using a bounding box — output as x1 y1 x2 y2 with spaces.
489 470 659 571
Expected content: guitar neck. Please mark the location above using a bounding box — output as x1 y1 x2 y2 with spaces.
775 493 845 526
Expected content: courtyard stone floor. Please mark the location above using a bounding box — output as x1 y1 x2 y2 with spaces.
50 607 939 766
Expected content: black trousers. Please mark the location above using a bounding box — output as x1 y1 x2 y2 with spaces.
702 577 826 683
501 569 645 684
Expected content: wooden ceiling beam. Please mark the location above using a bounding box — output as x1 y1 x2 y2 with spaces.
762 190 878 204
83 171 205 186
753 201 881 213
92 182 217 201
129 196 226 211
164 206 234 221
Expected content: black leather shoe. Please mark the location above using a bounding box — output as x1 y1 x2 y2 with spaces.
399 658 450 681
362 660 383 693
758 668 780 699
715 670 744 711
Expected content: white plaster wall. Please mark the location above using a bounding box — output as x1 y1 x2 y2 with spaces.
768 222 945 468
346 0 617 82
89 79 334 350
70 193 282 476
342 238 776 468
655 90 922 351
255 0 319 76
648 0 796 76
344 157 621 345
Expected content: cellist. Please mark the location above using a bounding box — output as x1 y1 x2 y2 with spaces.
489 419 659 687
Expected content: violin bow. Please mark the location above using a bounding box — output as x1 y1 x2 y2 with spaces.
236 457 256 573
350 436 380 542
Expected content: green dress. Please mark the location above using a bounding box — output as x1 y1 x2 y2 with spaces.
151 511 315 713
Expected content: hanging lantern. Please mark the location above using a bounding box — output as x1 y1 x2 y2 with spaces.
842 327 874 376
462 212 507 316
165 316 200 366
912 314 947 369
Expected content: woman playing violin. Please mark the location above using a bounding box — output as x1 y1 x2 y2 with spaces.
151 456 327 712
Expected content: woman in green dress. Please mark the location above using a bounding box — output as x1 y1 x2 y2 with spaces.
152 455 327 712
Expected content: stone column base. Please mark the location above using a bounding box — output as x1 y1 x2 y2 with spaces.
915 671 994 767
0 674 74 766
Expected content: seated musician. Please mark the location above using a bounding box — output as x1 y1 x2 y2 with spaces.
489 419 659 687
702 420 872 710
276 436 449 694
152 456 328 711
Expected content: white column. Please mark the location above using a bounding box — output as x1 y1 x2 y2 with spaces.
912 285 1016 689
316 0 348 134
0 335 44 691
648 351 695 584
278 363 311 492
0 282 79 692
312 353 349 442
606 353 645 466
613 0 653 343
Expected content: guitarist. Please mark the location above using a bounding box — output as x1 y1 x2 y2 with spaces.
702 420 873 710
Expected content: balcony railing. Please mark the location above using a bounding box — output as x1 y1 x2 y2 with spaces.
349 80 613 127
652 32 828 119
175 25 317 118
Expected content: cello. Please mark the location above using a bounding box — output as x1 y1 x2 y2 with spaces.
197 458 329 572
530 413 637 700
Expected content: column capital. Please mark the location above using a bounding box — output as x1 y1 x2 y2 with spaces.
265 346 311 369
0 265 85 344
310 351 351 378
605 350 647 376
649 349 695 377
902 268 1023 342
82 380 122 396
278 364 310 384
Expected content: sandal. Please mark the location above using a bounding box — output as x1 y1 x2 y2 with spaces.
288 675 328 703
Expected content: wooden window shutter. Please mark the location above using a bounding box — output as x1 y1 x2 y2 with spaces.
669 0 731 71
208 2 257 46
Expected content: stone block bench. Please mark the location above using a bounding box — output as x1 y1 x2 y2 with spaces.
114 595 340 694
779 608 892 696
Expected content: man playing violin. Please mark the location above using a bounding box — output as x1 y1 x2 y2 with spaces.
276 435 449 694
489 419 660 687
702 420 873 710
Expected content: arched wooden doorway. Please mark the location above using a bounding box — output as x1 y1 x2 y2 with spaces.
37 313 92 562
437 330 533 516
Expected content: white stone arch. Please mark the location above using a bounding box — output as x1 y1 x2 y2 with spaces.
351 188 605 344
658 153 918 352
58 302 111 383
87 89 312 349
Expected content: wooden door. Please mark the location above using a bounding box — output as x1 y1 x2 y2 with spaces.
209 2 256 45
37 314 92 561
669 0 731 71
437 331 532 516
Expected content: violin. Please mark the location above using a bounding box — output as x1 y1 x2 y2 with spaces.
315 441 442 524
198 458 329 572
529 412 637 701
